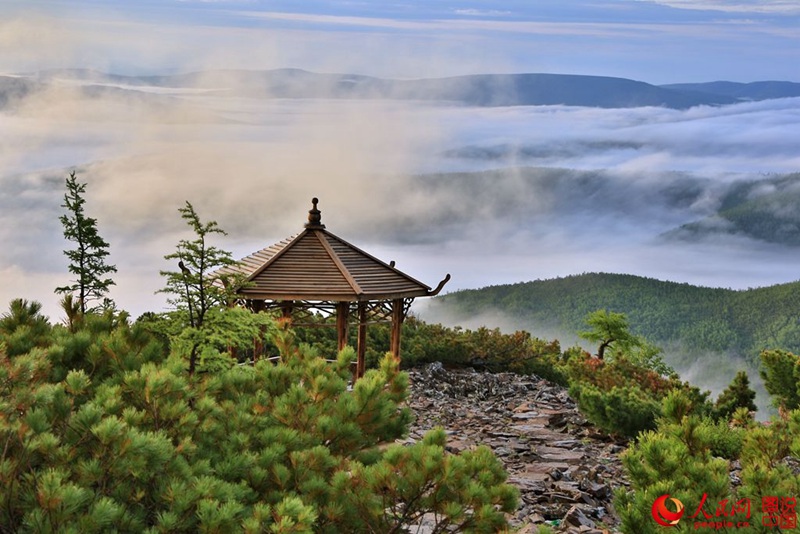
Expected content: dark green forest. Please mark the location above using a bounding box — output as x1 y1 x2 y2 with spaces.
669 172 800 246
434 272 800 363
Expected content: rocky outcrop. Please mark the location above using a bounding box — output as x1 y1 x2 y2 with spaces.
405 363 628 533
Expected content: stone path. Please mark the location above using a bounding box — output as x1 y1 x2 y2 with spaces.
405 363 629 533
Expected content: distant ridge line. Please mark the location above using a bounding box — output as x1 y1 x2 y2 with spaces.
8 69 799 110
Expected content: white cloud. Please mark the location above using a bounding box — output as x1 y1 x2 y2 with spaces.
236 10 743 39
453 9 512 17
234 11 440 30
640 0 800 14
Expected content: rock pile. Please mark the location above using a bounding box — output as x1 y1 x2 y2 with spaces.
405 363 629 533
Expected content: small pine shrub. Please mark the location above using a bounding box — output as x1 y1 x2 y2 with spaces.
569 382 660 438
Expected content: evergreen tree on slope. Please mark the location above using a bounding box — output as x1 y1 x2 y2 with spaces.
55 171 117 315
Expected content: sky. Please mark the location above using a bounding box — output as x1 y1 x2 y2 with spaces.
1 0 799 84
1 0 799 325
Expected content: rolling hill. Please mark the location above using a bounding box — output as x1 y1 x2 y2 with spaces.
10 69 800 109
433 272 800 362
665 172 800 246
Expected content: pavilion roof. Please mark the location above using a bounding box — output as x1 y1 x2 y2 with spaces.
224 198 448 302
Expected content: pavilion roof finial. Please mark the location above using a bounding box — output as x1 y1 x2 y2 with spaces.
305 197 325 229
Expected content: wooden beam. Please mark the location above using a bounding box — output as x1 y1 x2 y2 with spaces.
390 298 403 363
336 301 350 353
315 232 364 296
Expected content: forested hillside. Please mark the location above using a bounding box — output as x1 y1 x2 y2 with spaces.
667 172 800 246
434 273 800 362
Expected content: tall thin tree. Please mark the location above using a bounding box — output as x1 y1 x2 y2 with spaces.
55 171 117 315
159 201 244 374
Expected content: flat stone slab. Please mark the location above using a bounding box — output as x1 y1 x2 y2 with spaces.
512 425 573 442
534 446 586 464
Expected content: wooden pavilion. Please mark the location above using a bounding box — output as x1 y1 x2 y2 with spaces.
226 198 450 376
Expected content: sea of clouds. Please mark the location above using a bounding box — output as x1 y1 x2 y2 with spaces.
1 74 799 323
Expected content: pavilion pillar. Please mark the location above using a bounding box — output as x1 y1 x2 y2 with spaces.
356 302 368 378
389 298 404 363
336 302 350 353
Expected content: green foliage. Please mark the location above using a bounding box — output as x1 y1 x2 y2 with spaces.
660 388 704 424
565 313 708 439
759 348 800 410
736 412 800 529
345 428 518 531
46 308 167 384
55 171 117 315
713 370 758 420
60 294 83 333
0 314 518 532
704 419 745 460
624 341 675 377
616 384 800 534
402 319 567 384
569 382 660 438
0 298 52 357
172 307 277 372
579 309 641 360
615 392 731 534
731 406 756 428
158 201 251 374
295 315 569 385
159 201 243 326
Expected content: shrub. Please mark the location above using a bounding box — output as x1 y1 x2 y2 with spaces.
0 315 518 532
568 382 660 438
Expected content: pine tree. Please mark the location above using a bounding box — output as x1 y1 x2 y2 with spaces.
0 298 52 356
736 411 800 534
569 381 660 438
158 201 248 374
759 349 800 410
578 309 641 360
160 202 237 329
615 391 731 533
0 312 518 532
55 171 117 315
714 370 758 421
